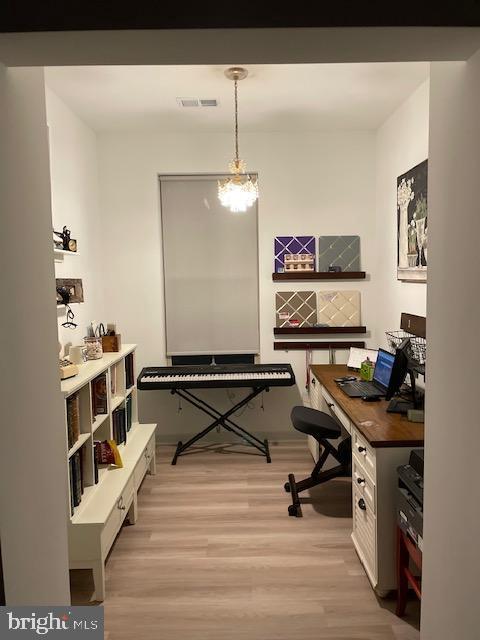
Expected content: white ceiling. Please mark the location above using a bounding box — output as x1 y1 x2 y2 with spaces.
45 63 429 133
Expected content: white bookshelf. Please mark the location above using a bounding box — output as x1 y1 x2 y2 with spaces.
61 344 157 601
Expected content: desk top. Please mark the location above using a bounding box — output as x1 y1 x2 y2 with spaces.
310 365 424 449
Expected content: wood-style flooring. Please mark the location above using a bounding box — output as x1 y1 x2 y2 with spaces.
70 441 420 640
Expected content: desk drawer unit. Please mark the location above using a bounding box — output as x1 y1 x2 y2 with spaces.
321 387 351 434
352 484 377 584
309 375 321 410
352 430 376 481
352 457 376 515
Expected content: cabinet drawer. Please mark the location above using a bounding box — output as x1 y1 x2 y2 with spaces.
321 387 351 434
101 476 134 555
352 457 376 514
309 375 321 410
101 505 121 555
352 485 377 583
352 430 376 481
134 436 155 490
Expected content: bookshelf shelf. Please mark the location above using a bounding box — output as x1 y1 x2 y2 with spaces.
111 394 125 412
92 412 109 433
61 344 157 602
68 433 91 459
272 271 366 281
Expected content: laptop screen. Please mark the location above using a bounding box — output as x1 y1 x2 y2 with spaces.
373 349 395 389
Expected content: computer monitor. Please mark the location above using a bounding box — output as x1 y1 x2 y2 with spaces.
385 338 422 414
372 349 395 391
385 339 410 402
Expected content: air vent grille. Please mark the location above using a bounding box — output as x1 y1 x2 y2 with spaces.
177 98 218 108
177 98 199 107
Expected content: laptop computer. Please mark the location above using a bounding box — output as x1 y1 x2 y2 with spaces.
338 349 395 398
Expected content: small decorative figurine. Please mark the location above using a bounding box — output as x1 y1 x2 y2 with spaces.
53 226 77 252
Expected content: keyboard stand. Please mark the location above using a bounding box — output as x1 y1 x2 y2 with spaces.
170 386 271 465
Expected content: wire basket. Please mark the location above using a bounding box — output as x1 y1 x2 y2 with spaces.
385 330 426 366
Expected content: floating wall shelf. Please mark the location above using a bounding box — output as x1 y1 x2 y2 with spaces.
272 271 366 281
274 326 367 335
54 249 79 256
273 340 366 351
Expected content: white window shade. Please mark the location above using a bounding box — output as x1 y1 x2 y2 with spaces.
160 175 259 356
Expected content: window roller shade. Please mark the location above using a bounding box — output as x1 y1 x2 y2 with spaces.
160 175 259 356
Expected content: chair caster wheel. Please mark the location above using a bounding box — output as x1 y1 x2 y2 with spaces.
288 504 301 517
284 482 291 493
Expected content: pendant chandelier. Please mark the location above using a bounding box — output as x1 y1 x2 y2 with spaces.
218 67 259 213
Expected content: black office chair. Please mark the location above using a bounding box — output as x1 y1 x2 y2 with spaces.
285 406 351 517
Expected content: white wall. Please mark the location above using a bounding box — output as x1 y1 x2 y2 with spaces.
421 58 480 640
0 67 70 604
97 130 376 439
46 88 105 355
374 80 429 348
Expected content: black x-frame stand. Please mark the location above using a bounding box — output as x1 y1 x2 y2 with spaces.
170 386 271 465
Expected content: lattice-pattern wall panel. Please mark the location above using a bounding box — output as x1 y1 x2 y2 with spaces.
275 291 317 328
318 236 360 272
317 290 361 326
274 236 316 273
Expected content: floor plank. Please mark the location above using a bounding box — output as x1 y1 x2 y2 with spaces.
70 441 420 639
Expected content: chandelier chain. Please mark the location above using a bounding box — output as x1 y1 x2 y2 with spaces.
234 79 239 163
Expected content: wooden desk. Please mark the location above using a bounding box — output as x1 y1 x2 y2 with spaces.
310 365 424 447
307 364 424 596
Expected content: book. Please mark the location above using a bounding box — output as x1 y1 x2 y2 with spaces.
125 395 132 432
92 373 108 416
66 392 80 449
125 353 135 389
112 406 126 445
94 453 99 484
69 460 75 516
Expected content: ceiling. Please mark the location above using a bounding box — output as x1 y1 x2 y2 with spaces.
45 63 429 133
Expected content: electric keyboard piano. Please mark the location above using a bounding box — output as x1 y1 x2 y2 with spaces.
137 363 296 464
138 363 295 390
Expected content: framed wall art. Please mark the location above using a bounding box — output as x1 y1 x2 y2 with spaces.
397 159 428 282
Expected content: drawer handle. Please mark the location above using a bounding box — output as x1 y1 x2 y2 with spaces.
117 497 126 511
356 477 366 486
357 446 366 454
327 402 334 409
311 378 316 385
358 498 367 511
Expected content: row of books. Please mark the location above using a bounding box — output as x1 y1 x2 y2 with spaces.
69 450 84 516
67 392 81 450
125 352 135 389
112 406 127 446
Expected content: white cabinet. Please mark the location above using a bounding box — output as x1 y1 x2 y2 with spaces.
311 378 415 595
61 345 157 601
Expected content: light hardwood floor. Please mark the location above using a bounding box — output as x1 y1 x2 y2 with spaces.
71 441 420 640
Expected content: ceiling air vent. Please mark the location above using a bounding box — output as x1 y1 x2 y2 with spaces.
177 98 218 108
177 98 199 107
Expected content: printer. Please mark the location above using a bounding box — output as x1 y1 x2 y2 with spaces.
397 449 424 551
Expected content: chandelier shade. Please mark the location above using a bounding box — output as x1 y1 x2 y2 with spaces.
218 67 259 213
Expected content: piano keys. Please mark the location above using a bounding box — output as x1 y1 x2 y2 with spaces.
137 363 295 390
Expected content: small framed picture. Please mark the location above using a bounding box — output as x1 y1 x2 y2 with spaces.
56 278 84 304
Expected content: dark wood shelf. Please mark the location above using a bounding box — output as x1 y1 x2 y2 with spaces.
272 271 366 281
274 340 365 351
274 326 367 335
